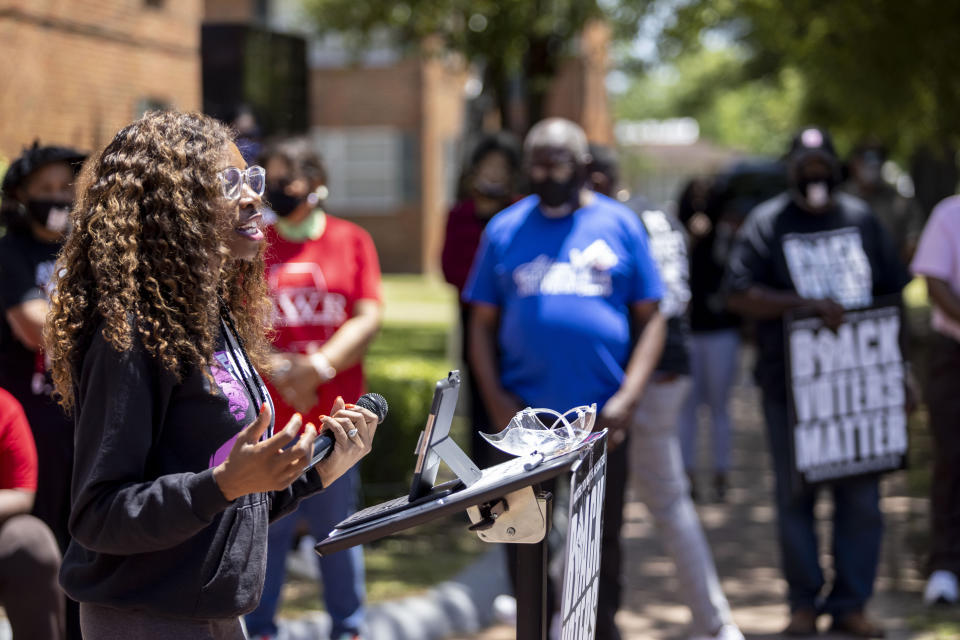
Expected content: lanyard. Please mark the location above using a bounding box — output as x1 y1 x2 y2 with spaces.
218 305 267 417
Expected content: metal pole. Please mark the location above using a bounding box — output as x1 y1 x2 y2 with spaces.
515 490 553 640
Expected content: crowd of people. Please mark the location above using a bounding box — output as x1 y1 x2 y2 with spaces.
443 121 941 640
0 106 953 640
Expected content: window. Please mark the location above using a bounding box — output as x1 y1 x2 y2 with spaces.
312 127 417 213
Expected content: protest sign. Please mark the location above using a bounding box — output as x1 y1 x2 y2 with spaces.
786 303 908 486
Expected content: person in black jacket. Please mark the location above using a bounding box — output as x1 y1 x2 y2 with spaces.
0 143 86 549
46 110 379 639
725 128 909 638
0 141 88 640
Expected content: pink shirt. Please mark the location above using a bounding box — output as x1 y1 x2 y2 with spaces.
911 195 960 341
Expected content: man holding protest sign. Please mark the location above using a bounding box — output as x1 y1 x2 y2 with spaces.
725 127 910 637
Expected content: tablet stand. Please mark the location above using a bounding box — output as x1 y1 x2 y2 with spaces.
413 420 483 490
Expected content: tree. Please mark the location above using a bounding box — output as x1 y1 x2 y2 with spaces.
615 45 805 155
638 0 960 204
303 0 648 134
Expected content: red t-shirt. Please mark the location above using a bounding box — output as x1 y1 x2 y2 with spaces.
0 387 39 491
264 216 382 427
441 199 485 294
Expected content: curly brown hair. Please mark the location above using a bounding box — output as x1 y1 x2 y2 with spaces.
46 110 273 411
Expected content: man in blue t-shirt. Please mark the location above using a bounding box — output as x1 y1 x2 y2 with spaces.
463 118 666 640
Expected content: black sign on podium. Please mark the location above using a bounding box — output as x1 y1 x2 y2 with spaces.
315 371 608 640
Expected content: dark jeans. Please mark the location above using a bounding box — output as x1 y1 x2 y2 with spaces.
925 332 960 576
245 467 365 638
762 394 882 615
0 514 64 640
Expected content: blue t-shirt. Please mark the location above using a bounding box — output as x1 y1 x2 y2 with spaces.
463 194 664 413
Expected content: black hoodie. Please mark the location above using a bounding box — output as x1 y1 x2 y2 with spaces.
60 317 325 619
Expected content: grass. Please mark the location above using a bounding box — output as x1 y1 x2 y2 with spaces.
379 273 459 328
277 273 488 618
278 518 487 615
908 612 960 639
904 276 929 309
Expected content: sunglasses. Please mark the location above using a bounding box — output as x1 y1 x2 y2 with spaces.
218 165 266 200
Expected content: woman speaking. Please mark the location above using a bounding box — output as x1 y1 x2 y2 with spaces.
46 110 378 639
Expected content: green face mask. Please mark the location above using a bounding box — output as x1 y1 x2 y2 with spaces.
275 208 325 242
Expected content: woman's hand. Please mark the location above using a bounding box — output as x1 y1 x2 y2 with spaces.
312 396 379 488
213 404 318 501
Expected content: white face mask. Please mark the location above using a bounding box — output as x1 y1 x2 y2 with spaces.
46 204 70 232
806 181 830 209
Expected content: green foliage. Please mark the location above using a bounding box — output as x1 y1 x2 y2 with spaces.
358 315 459 502
362 354 450 501
639 0 960 156
615 46 804 153
306 0 602 71
302 0 650 126
356 275 461 501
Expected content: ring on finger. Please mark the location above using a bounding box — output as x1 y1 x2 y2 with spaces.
347 427 359 438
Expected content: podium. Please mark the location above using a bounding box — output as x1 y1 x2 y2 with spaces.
315 432 608 640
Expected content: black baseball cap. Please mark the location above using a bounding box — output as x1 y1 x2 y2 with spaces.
788 127 837 159
2 141 87 198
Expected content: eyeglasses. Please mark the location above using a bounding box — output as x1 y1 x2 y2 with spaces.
218 165 265 200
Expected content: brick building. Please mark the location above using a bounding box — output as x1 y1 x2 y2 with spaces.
306 48 467 273
206 0 467 273
0 0 614 273
0 0 203 160
205 0 613 273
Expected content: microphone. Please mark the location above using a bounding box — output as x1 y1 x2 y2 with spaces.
304 393 388 472
356 392 388 422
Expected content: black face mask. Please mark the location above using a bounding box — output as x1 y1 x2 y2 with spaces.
531 176 580 211
266 184 303 218
26 198 72 233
